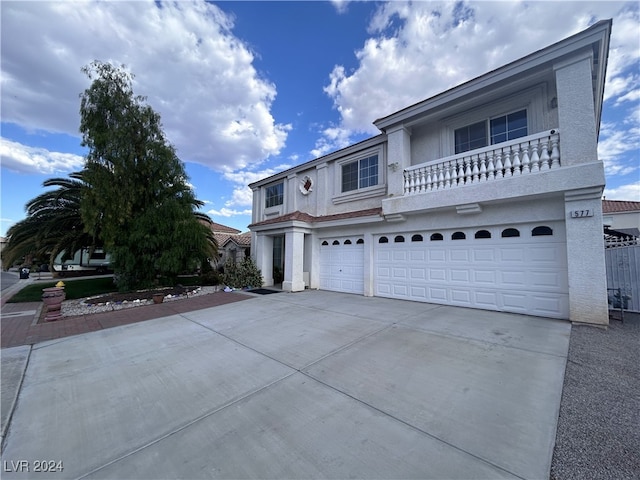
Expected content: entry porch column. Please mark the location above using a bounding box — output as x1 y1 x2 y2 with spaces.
283 227 306 292
253 233 274 287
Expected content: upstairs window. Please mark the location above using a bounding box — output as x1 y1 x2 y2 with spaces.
455 121 486 154
490 110 527 145
455 109 527 154
342 155 378 192
265 182 283 208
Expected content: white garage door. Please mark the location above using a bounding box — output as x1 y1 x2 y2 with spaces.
320 237 364 294
375 224 569 318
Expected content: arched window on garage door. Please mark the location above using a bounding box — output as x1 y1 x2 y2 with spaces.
344 239 352 244
452 231 466 240
321 241 329 245
332 240 340 245
394 235 405 243
356 239 364 244
475 230 491 239
532 226 553 236
379 236 389 243
501 228 520 238
430 233 444 241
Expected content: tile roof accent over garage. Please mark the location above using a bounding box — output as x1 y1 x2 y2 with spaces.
250 208 383 228
603 200 640 213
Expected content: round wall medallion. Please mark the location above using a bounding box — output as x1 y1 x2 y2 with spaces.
299 175 313 195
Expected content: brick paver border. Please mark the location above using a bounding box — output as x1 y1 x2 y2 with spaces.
1 292 251 348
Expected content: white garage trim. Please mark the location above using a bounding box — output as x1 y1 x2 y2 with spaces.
374 223 569 318
320 237 365 294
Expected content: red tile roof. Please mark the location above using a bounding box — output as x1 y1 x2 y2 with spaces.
210 222 241 234
602 200 640 213
250 208 383 228
223 232 252 247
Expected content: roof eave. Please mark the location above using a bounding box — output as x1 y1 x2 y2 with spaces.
374 19 612 133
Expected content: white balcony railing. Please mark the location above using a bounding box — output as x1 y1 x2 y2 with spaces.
403 129 560 194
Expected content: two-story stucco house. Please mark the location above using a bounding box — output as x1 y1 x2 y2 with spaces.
249 20 612 325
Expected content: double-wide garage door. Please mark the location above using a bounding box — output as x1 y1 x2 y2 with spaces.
319 223 569 318
375 224 569 318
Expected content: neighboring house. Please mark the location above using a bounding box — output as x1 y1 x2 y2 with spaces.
249 21 612 325
602 199 640 237
220 232 252 264
209 222 252 266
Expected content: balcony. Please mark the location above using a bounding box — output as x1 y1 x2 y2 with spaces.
403 130 560 195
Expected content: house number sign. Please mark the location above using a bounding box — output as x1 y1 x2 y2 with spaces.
569 209 594 218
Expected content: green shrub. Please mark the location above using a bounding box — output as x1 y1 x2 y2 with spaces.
221 257 262 289
200 270 220 286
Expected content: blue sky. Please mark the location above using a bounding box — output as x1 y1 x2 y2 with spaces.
1 1 639 238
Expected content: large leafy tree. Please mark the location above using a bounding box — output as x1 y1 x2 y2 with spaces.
2 172 96 268
79 61 215 290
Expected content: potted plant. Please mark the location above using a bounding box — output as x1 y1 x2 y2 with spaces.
152 293 165 304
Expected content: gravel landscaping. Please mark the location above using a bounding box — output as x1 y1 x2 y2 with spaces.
56 286 218 319
550 313 640 480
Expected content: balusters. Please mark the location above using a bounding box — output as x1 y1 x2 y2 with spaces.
443 162 451 188
495 150 504 179
486 153 496 180
437 166 444 189
530 142 540 172
402 130 561 195
512 147 521 176
550 137 560 168
503 148 513 177
521 144 531 173
540 139 550 170
452 160 460 187
479 153 488 181
425 166 433 191
472 155 480 183
418 168 425 192
464 158 472 184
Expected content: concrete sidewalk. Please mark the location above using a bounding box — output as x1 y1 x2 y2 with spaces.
1 290 570 479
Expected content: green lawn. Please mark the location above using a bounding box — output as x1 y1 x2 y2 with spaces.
7 277 119 303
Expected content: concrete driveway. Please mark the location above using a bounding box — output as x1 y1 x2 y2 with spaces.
1 290 570 479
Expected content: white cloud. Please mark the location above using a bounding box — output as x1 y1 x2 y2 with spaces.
0 1 290 172
311 125 354 158
206 207 252 218
598 121 640 176
320 1 639 153
0 138 84 175
331 0 350 15
603 181 640 200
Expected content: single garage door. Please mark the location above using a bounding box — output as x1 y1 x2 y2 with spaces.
375 223 569 318
320 237 364 294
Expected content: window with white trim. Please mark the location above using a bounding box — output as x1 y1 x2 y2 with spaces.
265 182 283 208
454 109 528 154
341 154 378 192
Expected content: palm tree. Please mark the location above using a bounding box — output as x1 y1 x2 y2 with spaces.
2 172 97 269
2 171 218 277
